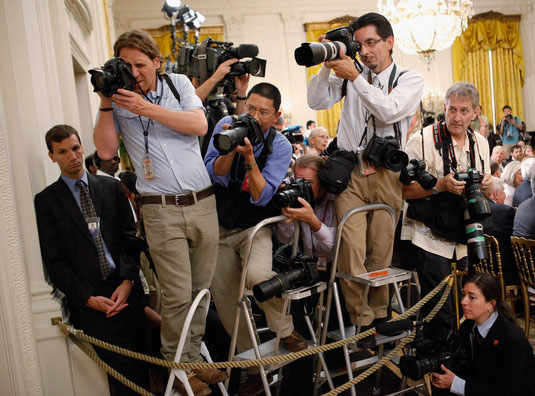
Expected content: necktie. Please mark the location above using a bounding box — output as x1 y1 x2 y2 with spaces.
472 326 483 358
76 180 112 280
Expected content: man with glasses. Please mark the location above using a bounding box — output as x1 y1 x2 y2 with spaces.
204 82 305 395
307 13 423 333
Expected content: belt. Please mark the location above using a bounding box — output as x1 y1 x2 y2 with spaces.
140 185 214 206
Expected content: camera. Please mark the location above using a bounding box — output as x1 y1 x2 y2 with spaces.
213 113 264 155
455 169 491 263
282 125 304 145
399 324 468 381
294 26 360 67
88 58 136 97
506 114 513 120
362 135 409 172
273 178 314 209
253 245 319 302
399 159 437 190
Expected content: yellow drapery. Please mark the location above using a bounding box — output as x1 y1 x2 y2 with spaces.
451 12 524 125
304 16 356 137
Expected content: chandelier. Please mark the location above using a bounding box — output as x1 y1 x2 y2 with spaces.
378 0 473 67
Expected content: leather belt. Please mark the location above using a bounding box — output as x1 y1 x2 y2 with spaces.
140 185 214 206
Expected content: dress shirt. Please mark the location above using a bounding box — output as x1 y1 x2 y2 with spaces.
400 124 491 260
274 194 336 262
307 62 424 151
204 115 292 206
498 116 521 145
450 311 498 395
60 171 116 271
110 73 210 195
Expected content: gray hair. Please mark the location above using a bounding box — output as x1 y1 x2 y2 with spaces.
445 81 480 109
521 157 535 180
501 160 522 187
309 126 328 141
491 176 504 195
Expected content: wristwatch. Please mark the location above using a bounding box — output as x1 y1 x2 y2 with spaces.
432 186 440 195
244 162 258 171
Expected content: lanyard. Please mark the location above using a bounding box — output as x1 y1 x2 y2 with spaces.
138 77 163 155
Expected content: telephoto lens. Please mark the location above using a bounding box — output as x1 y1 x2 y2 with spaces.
213 113 263 155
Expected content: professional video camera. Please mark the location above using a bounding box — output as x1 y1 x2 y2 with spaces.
281 125 304 145
455 169 491 263
295 26 361 68
273 177 314 209
253 244 319 302
88 58 136 97
399 324 468 381
361 135 409 172
213 113 264 155
399 159 437 190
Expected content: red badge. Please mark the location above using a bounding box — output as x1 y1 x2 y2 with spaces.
493 339 499 345
241 175 250 192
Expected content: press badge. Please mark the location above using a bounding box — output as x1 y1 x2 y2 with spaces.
241 175 250 192
357 147 375 176
143 153 155 180
87 217 100 238
317 254 327 271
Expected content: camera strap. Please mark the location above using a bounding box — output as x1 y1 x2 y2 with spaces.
230 126 276 182
195 40 209 85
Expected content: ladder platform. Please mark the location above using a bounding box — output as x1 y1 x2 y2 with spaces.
337 267 412 287
234 337 316 362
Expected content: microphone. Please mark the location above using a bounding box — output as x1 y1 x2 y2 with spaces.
375 319 425 337
237 44 259 58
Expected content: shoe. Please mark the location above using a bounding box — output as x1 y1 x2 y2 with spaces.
356 323 376 349
238 373 273 396
281 330 308 352
173 374 212 396
193 368 229 384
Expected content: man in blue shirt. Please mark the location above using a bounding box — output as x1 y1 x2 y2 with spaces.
498 105 524 157
204 82 306 395
93 29 223 395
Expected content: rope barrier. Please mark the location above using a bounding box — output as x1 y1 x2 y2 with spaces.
54 273 454 394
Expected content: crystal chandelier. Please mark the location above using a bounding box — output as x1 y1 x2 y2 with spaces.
378 0 473 67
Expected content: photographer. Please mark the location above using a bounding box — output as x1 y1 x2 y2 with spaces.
430 273 535 395
498 105 525 156
92 30 223 395
307 12 424 331
401 82 492 330
204 83 305 395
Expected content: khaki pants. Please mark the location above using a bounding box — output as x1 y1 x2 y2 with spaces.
142 195 219 362
211 225 294 359
334 165 402 326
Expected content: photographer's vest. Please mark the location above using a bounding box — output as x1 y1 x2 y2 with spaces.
214 127 281 230
406 122 483 244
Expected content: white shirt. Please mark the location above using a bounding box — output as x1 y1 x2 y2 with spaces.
307 62 424 151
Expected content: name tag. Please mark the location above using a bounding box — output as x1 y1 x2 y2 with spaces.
86 217 100 238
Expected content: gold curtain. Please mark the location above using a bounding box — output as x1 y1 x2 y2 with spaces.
452 12 524 126
304 16 355 137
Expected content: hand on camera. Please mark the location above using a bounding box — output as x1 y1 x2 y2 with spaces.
213 58 239 82
431 365 455 389
283 198 315 222
234 73 250 97
112 89 151 116
324 49 359 82
481 173 493 195
437 173 466 195
235 136 254 159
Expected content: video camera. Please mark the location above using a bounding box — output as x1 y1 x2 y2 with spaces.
281 125 304 145
361 135 408 172
253 244 319 302
399 159 437 190
455 169 491 263
273 177 314 209
88 58 136 97
295 26 361 68
213 113 264 155
176 37 266 94
399 323 468 381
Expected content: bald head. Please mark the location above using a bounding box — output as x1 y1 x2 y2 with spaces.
491 146 506 164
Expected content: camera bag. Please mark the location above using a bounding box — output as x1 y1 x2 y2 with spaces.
318 150 357 195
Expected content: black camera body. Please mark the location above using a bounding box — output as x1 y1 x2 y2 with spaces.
88 58 136 97
506 114 513 120
273 178 314 209
362 135 409 172
399 325 468 381
399 159 437 190
213 113 264 155
281 126 304 145
253 245 319 302
294 26 360 67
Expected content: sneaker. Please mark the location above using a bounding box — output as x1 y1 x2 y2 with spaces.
173 374 212 396
281 330 308 352
193 368 229 384
238 373 273 396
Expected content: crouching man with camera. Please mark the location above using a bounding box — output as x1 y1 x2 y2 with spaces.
92 30 222 395
306 12 423 331
204 83 307 395
401 82 492 331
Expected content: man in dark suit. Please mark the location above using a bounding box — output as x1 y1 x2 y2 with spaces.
480 177 518 284
512 157 535 207
513 173 535 238
34 125 148 395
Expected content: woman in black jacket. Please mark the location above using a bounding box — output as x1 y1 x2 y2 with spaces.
431 272 535 395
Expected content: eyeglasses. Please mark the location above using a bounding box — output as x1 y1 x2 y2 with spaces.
245 104 275 119
358 38 383 50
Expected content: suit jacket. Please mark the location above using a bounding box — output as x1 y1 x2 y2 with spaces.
481 199 518 284
513 197 535 238
513 179 532 207
459 315 535 396
34 174 140 326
